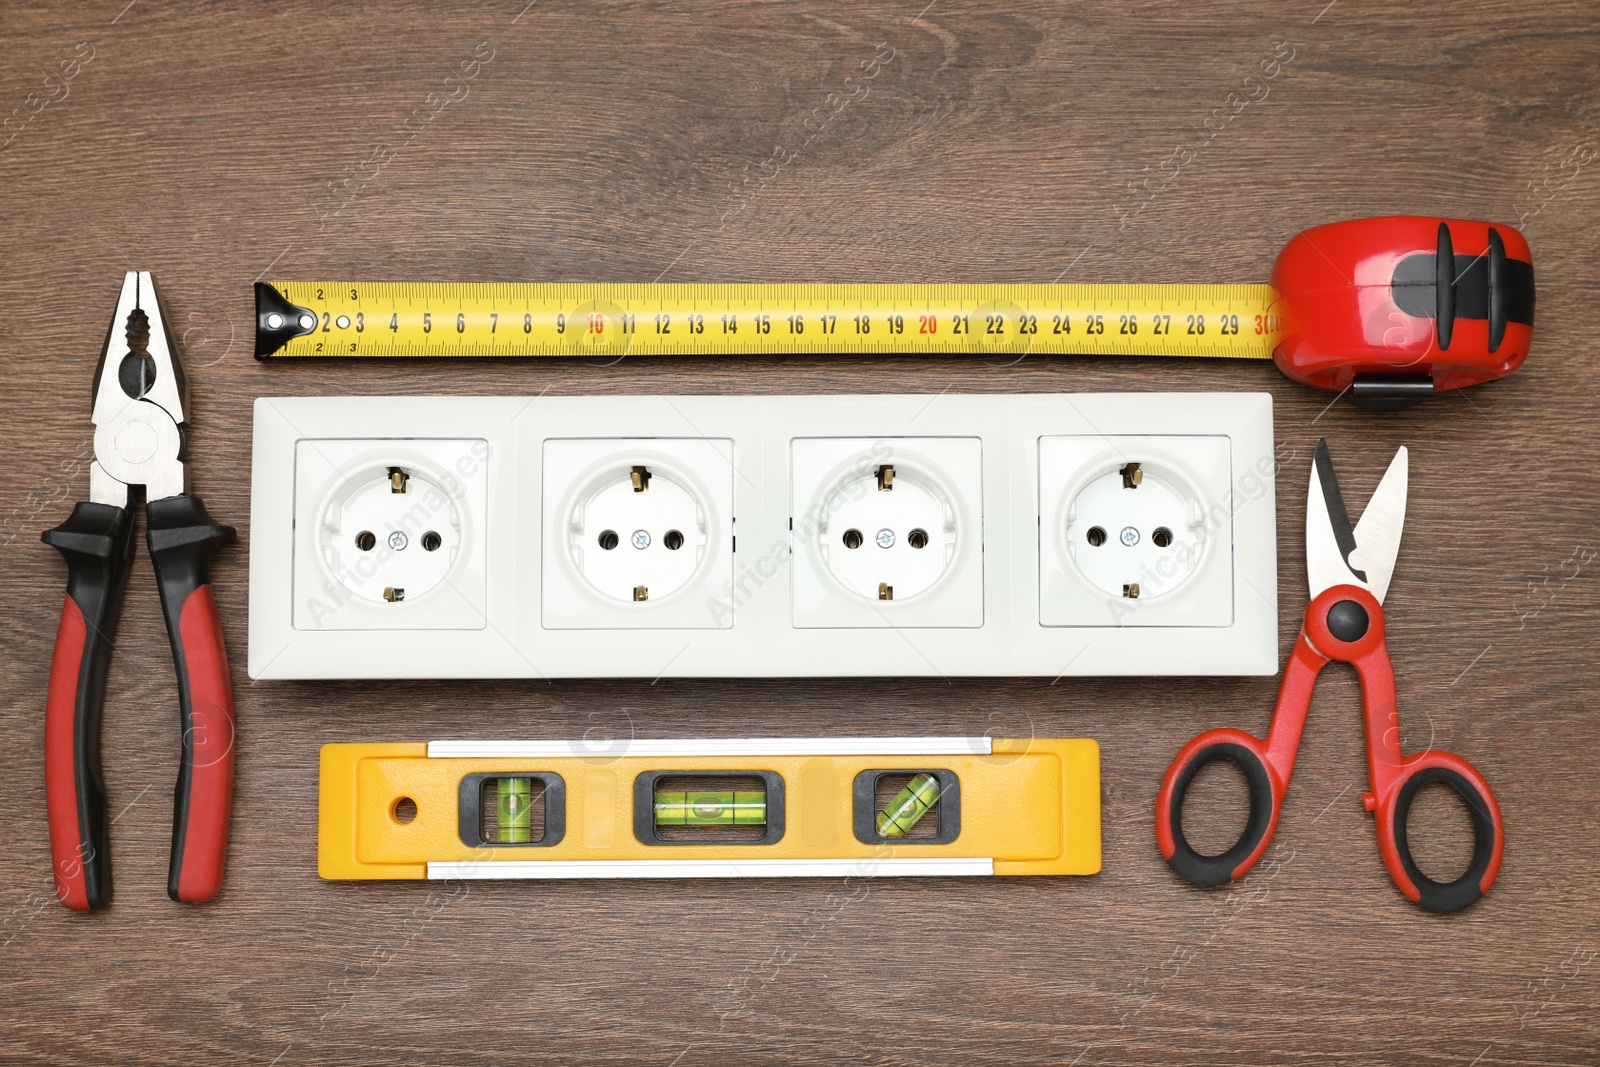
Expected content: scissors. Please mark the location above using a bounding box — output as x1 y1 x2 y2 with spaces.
1155 440 1504 912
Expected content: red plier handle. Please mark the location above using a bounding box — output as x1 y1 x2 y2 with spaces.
44 495 235 911
1156 586 1505 913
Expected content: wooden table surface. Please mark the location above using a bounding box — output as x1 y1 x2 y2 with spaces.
2 2 1597 1063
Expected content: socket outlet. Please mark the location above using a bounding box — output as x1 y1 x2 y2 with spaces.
790 437 983 628
542 438 735 629
292 438 489 630
1038 435 1231 627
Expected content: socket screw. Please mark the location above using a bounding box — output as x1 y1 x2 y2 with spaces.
632 529 652 549
388 531 409 551
875 528 895 549
1119 526 1139 547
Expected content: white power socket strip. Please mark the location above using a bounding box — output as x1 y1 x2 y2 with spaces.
248 393 1277 679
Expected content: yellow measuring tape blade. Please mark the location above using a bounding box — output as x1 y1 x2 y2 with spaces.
260 282 1282 360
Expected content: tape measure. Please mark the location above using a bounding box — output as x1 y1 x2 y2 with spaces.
256 281 1280 361
318 736 1101 881
256 216 1535 410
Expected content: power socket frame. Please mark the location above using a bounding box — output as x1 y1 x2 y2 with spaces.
249 393 1278 679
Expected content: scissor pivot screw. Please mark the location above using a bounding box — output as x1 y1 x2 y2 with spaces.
1326 599 1369 641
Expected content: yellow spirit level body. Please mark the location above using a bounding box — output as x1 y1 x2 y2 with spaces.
259 281 1281 361
319 737 1100 880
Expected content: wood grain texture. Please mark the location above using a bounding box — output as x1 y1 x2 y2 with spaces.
2 1 1598 1063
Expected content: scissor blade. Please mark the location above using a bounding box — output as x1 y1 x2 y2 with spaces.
1305 439 1365 598
1348 446 1408 605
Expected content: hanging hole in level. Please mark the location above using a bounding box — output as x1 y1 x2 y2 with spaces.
422 531 442 552
392 796 418 824
843 529 864 549
355 530 376 551
598 530 619 550
1153 527 1173 548
664 530 684 550
1086 526 1106 547
907 528 929 549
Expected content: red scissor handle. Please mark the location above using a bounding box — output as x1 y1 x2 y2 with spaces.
1157 585 1505 913
1319 586 1506 913
1156 630 1323 885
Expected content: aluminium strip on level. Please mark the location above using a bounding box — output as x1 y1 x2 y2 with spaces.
427 858 997 879
427 737 995 759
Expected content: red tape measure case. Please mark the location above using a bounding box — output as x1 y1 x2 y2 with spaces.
1270 215 1534 402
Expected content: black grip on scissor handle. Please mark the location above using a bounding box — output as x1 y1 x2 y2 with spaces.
1155 729 1284 887
1375 754 1505 914
42 500 137 911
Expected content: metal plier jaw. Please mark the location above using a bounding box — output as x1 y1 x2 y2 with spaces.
89 271 187 506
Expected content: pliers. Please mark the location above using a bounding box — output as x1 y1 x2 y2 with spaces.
43 272 237 911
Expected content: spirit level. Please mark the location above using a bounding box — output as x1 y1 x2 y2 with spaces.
319 737 1101 881
255 216 1535 408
